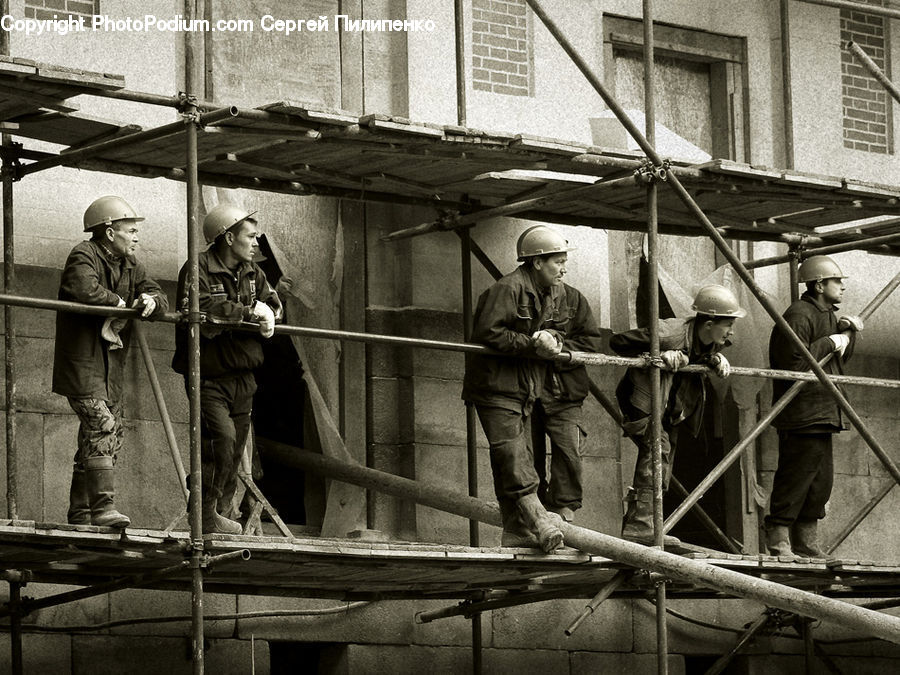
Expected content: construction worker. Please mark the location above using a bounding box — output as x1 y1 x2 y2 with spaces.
172 203 282 534
462 225 603 551
611 285 744 545
53 196 169 528
765 255 862 557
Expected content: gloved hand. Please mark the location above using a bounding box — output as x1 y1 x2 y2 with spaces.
115 296 126 308
532 330 562 358
837 315 864 332
710 353 731 378
132 293 157 318
828 333 850 356
251 301 275 338
658 350 689 371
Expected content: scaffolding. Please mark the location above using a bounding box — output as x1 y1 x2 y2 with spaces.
0 1 900 673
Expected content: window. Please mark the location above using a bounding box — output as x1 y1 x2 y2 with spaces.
25 0 98 21
841 2 893 154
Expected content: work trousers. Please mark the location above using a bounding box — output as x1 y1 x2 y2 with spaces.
531 399 585 511
766 432 834 526
623 414 676 492
475 404 540 527
67 397 124 466
195 373 257 503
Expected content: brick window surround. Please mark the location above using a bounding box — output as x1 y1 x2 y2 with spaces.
841 1 893 154
472 0 532 96
25 0 98 21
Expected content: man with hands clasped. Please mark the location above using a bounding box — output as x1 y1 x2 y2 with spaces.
172 203 281 534
53 196 169 528
462 225 603 551
610 285 745 545
765 255 862 558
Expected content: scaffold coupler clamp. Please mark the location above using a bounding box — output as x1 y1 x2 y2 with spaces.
177 92 201 122
1 141 24 182
435 208 460 231
634 158 671 184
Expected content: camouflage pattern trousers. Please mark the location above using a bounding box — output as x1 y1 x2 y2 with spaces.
67 397 124 466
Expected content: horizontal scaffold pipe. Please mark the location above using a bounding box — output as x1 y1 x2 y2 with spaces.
255 437 502 527
0 293 896 390
258 436 900 644
743 228 900 270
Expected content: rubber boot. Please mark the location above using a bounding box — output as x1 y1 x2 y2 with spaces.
791 520 825 558
202 497 242 535
84 456 130 528
499 499 539 548
765 523 793 557
517 493 564 553
549 506 575 523
67 465 92 525
621 488 681 547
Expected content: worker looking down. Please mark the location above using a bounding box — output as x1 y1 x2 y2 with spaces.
462 225 603 552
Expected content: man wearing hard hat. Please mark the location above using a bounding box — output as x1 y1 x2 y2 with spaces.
171 203 282 534
610 284 745 545
53 196 169 529
462 225 603 552
765 255 863 558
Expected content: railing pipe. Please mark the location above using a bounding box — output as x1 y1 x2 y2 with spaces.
743 229 900 270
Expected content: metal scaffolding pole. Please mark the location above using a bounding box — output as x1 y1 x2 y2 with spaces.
847 40 900 104
743 228 900 270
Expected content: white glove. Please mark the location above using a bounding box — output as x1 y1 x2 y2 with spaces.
115 296 126 308
532 330 562 358
710 353 731 378
659 350 689 371
838 315 864 332
251 301 275 339
132 293 157 318
828 333 850 356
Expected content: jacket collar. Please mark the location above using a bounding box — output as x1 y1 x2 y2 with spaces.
517 264 564 311
207 248 254 277
90 239 135 268
801 290 837 312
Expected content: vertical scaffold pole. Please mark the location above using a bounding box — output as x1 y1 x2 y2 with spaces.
641 1 667 671
460 229 482 675
789 250 800 303
184 0 205 672
1 0 17 522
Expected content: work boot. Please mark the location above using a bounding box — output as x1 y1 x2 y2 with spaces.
791 520 825 558
765 523 793 557
67 465 91 525
621 487 681 547
517 493 564 553
202 497 242 535
549 506 575 523
84 456 130 528
499 500 539 547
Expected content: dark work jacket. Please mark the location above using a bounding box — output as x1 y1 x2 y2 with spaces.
52 240 168 401
462 265 603 411
172 249 281 379
769 292 855 432
611 317 723 438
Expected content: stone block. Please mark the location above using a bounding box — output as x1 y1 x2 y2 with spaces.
0 411 46 520
491 598 631 651
833 425 871 476
828 476 900 562
234 596 417 644
0 582 106 629
16 335 70 414
72 635 267 674
572 651 685 674
110 589 236 638
413 440 497 545
0 633 71 673
122 344 186 425
413 376 467 446
580 393 625 460
115 418 189 530
42 413 80 522
322 643 472 675
370 377 414 445
483 647 569 674
576 456 623 536
758 427 779 472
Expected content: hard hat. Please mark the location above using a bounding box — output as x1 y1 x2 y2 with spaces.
83 196 144 232
203 203 258 244
691 285 747 318
798 255 846 283
516 225 576 261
